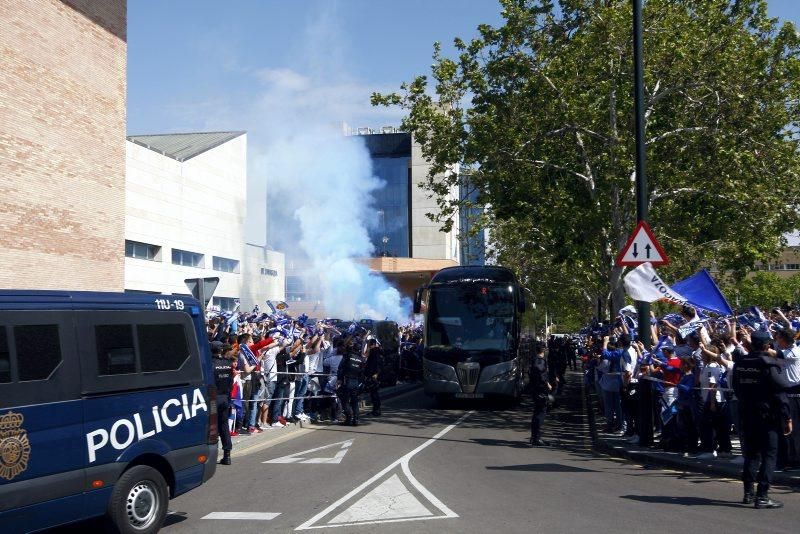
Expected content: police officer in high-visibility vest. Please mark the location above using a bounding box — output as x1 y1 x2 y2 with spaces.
732 331 792 508
530 342 553 446
338 338 367 426
211 341 233 465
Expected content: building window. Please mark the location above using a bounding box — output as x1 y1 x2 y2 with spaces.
261 268 278 277
785 264 800 270
212 256 240 273
125 240 161 261
286 276 306 301
212 296 239 311
172 248 204 268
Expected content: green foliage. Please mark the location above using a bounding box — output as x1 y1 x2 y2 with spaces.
372 0 800 320
722 272 800 309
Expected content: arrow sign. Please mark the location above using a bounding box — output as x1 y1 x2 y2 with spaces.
263 439 354 464
615 221 669 267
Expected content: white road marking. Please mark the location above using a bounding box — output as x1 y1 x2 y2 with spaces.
296 411 473 530
202 512 281 520
329 474 433 524
263 439 354 464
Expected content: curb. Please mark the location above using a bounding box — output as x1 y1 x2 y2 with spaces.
583 384 800 489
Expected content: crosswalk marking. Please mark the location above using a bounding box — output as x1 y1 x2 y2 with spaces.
202 512 281 520
264 439 354 464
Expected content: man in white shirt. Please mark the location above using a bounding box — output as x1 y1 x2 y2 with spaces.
776 328 800 468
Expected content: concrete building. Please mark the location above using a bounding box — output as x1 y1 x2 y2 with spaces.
0 0 127 291
754 246 800 278
125 131 284 310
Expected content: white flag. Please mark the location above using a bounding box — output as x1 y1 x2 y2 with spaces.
623 262 688 305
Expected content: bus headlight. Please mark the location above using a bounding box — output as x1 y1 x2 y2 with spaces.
424 368 450 381
488 367 517 382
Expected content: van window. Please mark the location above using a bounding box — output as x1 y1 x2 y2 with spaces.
15 324 62 381
138 324 190 372
96 324 136 375
0 327 10 383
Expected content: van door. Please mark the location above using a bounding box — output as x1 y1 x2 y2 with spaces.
0 311 86 531
75 310 207 513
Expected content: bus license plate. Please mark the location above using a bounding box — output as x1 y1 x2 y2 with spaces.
455 393 484 399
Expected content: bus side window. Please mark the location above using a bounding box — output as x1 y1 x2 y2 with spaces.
0 327 10 383
138 324 190 372
15 324 62 381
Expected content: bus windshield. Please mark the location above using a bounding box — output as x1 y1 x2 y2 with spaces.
426 284 515 352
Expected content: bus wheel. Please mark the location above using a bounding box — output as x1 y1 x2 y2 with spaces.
108 465 169 534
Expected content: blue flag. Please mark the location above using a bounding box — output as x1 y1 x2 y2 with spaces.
671 269 733 316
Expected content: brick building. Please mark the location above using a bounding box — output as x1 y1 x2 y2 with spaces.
0 0 127 290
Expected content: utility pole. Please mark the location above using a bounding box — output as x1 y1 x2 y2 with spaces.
633 0 653 447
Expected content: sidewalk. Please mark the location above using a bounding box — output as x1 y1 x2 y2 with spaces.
226 380 421 458
579 371 800 488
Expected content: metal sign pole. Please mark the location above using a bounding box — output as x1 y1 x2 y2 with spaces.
633 0 650 347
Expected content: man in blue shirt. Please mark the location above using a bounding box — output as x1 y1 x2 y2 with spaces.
600 335 627 434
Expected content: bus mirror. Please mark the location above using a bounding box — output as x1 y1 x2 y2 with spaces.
517 290 526 314
413 287 423 314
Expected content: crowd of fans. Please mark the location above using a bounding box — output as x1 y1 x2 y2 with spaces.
207 306 424 436
579 303 800 468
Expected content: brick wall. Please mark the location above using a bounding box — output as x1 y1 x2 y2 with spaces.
0 0 126 291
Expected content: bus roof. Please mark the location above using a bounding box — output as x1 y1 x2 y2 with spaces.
429 265 518 285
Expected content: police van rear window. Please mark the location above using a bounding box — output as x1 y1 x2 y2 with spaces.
15 324 62 381
0 327 10 383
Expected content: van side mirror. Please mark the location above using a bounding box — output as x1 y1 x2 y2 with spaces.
413 287 423 314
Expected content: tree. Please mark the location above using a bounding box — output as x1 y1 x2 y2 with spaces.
373 0 800 320
721 271 800 309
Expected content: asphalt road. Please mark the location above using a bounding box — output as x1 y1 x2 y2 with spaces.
154 379 800 534
48 377 800 533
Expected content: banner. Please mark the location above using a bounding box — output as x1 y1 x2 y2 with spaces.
623 263 733 317
671 269 733 316
622 262 688 305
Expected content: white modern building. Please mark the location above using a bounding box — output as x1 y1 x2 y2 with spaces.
124 131 285 310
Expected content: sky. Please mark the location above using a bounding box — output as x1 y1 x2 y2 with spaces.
127 0 800 135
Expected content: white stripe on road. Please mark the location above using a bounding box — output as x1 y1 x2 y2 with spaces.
202 512 281 520
295 411 473 530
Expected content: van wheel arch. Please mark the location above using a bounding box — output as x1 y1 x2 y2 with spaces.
126 454 175 498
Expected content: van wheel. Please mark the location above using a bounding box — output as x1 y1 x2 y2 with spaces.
108 465 168 534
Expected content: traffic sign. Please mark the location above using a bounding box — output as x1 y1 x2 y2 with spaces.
615 221 669 267
184 277 219 310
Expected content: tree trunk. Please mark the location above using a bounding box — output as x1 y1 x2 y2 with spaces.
609 264 626 316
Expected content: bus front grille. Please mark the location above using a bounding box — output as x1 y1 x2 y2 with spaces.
456 362 480 393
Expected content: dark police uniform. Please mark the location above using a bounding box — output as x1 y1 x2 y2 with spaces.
530 352 551 446
212 353 233 464
338 348 366 426
364 345 382 416
732 340 789 507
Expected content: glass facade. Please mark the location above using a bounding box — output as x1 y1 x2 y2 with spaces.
459 179 486 266
370 156 410 257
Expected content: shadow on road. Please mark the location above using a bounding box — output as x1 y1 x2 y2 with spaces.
486 463 597 473
620 495 744 508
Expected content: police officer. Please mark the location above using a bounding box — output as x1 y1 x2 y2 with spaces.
211 341 233 465
338 337 367 426
732 331 792 508
364 338 382 417
530 342 553 447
